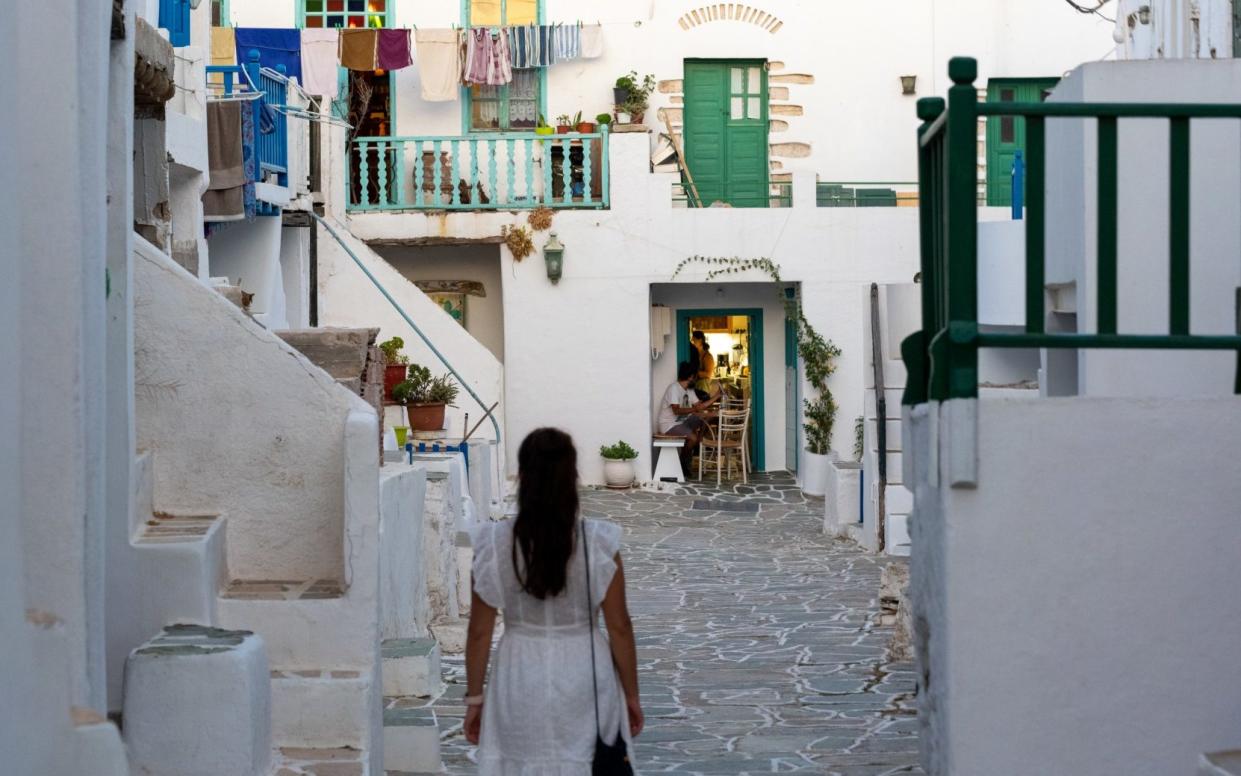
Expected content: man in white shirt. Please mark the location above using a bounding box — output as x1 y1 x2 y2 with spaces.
658 361 717 472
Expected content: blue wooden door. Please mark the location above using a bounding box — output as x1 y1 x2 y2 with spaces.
159 0 191 47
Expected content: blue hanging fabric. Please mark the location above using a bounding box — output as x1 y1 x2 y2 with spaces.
234 28 303 85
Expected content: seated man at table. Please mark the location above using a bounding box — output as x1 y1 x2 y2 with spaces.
658 361 718 472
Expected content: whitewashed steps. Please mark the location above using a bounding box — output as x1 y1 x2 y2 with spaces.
381 638 442 698
123 625 271 776
383 706 442 774
269 667 379 752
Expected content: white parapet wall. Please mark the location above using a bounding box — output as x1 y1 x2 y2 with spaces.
909 395 1241 776
134 239 371 584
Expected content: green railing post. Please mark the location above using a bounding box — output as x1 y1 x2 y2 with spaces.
1169 116 1191 335
945 57 979 400
913 96 945 406
1025 115 1046 334
1097 117 1119 334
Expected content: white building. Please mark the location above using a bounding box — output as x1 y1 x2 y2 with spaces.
904 3 1241 771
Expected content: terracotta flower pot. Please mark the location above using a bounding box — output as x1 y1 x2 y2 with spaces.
406 402 446 432
576 122 597 134
556 125 573 135
384 364 407 402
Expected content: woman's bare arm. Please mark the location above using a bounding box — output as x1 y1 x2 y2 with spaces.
600 554 640 704
463 586 497 744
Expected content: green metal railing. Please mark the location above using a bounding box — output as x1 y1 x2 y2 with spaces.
903 57 1241 406
817 182 918 207
671 181 792 208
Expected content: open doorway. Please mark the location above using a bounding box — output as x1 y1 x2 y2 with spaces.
675 309 765 470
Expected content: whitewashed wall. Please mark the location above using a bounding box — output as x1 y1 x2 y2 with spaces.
909 396 1241 776
229 0 1113 183
1045 60 1241 398
1113 0 1234 59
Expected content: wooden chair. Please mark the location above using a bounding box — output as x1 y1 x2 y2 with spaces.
699 407 751 486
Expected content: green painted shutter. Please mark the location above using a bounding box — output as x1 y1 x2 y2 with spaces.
684 62 727 206
683 60 769 208
986 79 1058 206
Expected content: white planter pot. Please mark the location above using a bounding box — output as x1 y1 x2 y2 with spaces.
602 457 636 489
800 449 830 497
616 112 632 124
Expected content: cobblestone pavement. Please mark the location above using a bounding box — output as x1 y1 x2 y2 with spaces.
429 474 922 775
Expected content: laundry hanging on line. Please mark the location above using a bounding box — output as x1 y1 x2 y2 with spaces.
376 28 413 70
234 28 302 83
299 28 339 96
415 28 462 101
339 28 379 71
580 23 604 59
464 27 512 86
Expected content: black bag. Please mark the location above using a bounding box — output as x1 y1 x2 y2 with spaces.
582 522 635 776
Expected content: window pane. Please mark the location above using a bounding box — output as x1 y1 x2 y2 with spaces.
1001 88 1015 102
747 97 761 119
307 0 322 10
1000 116 1015 143
327 14 344 26
328 0 344 10
730 97 743 120
471 0 501 26
348 15 365 26
368 0 385 10
509 70 540 127
748 67 760 94
305 15 323 26
348 0 363 10
507 0 538 24
730 68 742 93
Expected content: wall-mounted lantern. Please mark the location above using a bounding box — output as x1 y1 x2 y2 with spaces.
1137 4 1152 24
543 232 565 285
900 75 917 96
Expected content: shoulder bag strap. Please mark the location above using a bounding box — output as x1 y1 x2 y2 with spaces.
582 520 602 740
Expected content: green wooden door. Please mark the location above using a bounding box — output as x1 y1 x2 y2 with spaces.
986 78 1058 206
683 60 769 207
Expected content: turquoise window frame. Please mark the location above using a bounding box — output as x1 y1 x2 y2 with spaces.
459 0 548 133
296 0 391 29
212 0 230 27
675 308 767 471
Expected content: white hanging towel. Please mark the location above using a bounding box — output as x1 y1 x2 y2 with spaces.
580 23 604 59
416 28 462 102
300 29 340 97
650 306 672 360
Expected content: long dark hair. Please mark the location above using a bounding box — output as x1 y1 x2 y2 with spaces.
512 427 580 599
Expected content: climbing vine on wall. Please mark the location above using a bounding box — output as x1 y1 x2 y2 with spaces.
672 255 843 455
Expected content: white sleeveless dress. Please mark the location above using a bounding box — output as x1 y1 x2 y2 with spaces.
471 517 634 775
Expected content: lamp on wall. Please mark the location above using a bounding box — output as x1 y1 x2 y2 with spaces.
543 233 565 285
1137 4 1152 24
900 75 917 96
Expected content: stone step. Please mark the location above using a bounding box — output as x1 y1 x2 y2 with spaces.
70 707 129 775
383 706 442 774
270 667 379 752
271 745 372 776
276 327 380 398
381 638 442 699
124 625 272 776
886 514 912 557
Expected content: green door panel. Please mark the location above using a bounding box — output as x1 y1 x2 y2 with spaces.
986 78 1058 206
683 60 769 207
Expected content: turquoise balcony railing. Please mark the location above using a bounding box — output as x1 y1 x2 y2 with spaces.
347 130 610 212
903 56 1241 405
206 50 289 187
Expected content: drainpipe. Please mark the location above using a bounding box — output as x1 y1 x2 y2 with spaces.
870 283 888 553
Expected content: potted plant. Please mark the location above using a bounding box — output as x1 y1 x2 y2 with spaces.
392 364 460 432
798 325 843 498
616 109 632 124
599 440 638 489
379 336 409 402
393 425 410 448
535 114 554 136
574 111 596 134
555 114 573 134
616 72 655 125
613 71 652 107
596 113 612 128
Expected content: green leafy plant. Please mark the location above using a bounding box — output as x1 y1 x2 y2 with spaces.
536 114 550 128
555 113 573 127
672 256 843 455
853 416 865 462
572 110 583 126
393 364 460 406
600 440 638 460
596 113 612 125
616 71 656 116
379 336 408 365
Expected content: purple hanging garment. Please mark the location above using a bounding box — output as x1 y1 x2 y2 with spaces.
376 28 413 71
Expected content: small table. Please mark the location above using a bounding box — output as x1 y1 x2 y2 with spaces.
652 436 687 483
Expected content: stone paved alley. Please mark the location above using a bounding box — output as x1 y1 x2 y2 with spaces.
426 474 921 775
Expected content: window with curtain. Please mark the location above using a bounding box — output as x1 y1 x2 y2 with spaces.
465 0 543 131
300 0 389 29
211 0 229 26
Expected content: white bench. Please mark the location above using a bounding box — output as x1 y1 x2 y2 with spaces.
652 435 687 483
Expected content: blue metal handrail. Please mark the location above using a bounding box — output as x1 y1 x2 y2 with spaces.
309 212 501 445
1011 150 1024 220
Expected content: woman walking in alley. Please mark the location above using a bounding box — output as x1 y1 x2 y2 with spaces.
464 427 644 774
